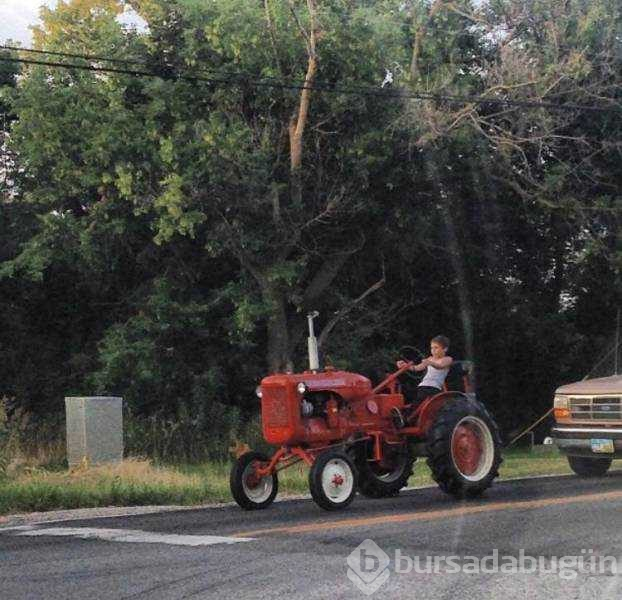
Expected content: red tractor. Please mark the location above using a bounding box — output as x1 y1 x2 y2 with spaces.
230 313 502 511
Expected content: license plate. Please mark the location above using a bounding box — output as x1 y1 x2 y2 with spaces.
591 438 615 453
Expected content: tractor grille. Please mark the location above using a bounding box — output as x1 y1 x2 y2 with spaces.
569 396 622 421
262 386 290 427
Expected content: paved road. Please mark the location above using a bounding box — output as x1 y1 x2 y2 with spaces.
1 473 622 599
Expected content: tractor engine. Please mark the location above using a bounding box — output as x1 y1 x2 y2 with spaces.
259 369 373 446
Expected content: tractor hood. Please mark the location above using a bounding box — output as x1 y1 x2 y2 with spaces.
261 369 372 401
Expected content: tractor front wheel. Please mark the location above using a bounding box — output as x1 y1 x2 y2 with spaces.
230 451 278 510
309 450 357 511
427 398 502 499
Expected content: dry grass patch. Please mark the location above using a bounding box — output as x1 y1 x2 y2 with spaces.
1 447 608 517
0 458 228 515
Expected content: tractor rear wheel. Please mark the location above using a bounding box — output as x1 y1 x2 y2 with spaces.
309 450 357 511
356 443 415 498
230 451 278 510
426 397 502 499
567 455 612 477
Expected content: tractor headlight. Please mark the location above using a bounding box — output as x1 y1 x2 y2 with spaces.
554 395 568 409
297 382 308 395
255 386 263 399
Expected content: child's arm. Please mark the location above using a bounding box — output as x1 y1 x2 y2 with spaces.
396 359 428 372
424 356 453 369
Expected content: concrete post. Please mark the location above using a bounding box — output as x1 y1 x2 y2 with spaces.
65 396 123 466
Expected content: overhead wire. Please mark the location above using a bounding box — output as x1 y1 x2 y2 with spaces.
0 43 399 95
0 46 620 113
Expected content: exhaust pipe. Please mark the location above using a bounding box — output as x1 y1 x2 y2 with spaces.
307 311 320 372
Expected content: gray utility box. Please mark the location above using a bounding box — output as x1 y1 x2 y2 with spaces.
65 397 123 466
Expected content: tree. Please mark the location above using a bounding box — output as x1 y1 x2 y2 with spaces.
1 0 620 437
118 0 411 372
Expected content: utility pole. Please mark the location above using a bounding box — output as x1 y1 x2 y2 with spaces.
616 307 620 375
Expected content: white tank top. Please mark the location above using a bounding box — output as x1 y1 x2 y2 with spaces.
419 364 449 390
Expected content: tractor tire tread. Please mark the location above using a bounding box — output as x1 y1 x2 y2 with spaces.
230 451 278 510
426 398 502 499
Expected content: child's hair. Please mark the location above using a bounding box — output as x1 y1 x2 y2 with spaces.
431 335 450 349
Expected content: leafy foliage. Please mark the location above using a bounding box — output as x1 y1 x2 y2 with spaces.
0 0 620 449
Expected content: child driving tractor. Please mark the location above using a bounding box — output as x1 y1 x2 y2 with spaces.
393 335 453 427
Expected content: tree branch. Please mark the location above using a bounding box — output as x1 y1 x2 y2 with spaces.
318 266 386 349
301 251 351 310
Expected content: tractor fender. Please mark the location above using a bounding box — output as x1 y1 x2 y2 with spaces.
417 391 468 437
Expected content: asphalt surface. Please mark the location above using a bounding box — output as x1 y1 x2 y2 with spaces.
1 472 622 600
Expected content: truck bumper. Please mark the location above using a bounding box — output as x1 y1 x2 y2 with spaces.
551 426 622 457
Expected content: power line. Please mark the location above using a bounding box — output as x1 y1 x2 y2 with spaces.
2 44 620 112
0 55 162 80
0 46 408 97
0 44 145 68
6 42 617 94
0 43 383 93
0 43 433 97
0 43 272 82
0 54 391 98
0 53 619 114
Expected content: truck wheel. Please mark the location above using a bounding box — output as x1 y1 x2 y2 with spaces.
356 443 415 498
309 450 357 511
567 455 612 477
230 451 278 510
426 398 502 499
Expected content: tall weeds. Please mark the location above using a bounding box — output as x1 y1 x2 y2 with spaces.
0 397 265 470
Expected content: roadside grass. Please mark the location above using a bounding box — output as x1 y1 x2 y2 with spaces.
496 446 575 479
0 459 231 515
0 447 615 516
0 458 310 516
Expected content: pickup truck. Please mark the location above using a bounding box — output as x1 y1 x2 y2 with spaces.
551 375 621 476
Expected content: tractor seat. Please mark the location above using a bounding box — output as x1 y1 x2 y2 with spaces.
443 360 475 393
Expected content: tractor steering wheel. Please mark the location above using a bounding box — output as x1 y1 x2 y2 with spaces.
397 345 426 382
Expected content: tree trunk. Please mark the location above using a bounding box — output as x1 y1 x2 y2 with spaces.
289 0 318 206
425 156 475 360
262 284 293 373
